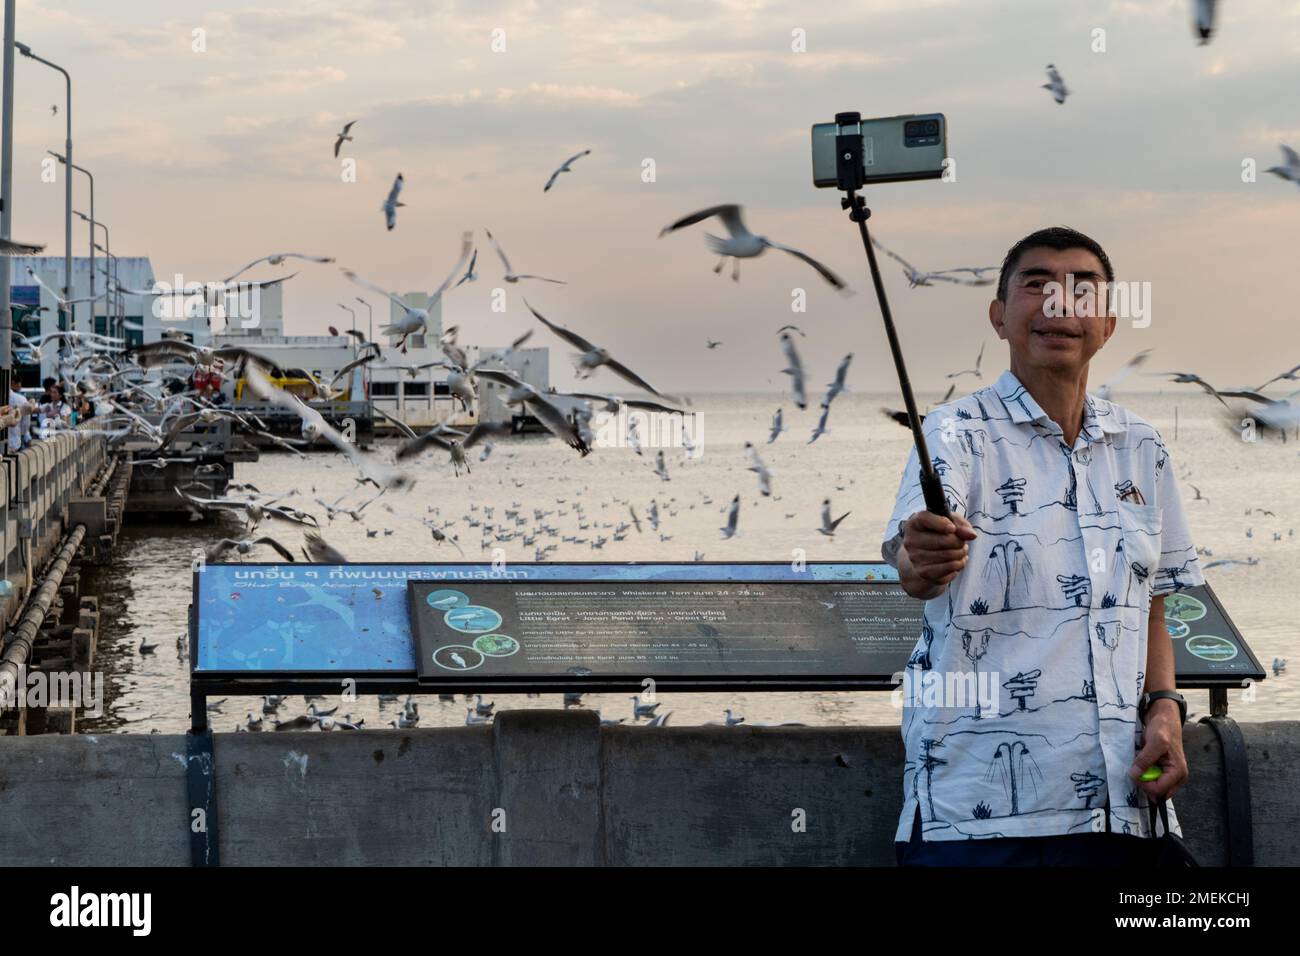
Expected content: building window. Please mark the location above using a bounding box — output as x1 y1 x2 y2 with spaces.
403 381 429 397
406 334 426 350
371 381 398 397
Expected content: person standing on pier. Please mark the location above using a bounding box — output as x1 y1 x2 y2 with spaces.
881 227 1203 866
39 384 73 433
5 386 32 453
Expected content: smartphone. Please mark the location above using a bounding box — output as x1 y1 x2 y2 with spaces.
811 113 948 188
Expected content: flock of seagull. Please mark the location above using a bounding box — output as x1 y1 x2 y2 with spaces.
36 0 1297 735
208 687 789 733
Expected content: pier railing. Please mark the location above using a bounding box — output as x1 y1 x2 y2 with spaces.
1 426 107 622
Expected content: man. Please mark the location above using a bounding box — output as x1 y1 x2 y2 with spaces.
6 386 31 453
882 226 1203 866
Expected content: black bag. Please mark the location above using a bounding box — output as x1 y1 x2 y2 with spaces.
1147 798 1199 867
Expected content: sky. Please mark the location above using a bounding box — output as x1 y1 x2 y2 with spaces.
6 0 1300 394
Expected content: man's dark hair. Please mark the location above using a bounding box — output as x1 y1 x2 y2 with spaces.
42 377 55 390
996 226 1114 301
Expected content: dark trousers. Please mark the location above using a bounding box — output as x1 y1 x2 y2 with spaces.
895 807 1152 866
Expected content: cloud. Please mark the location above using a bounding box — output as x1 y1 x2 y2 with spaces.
163 67 348 97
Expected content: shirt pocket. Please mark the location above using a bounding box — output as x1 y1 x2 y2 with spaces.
1118 500 1163 598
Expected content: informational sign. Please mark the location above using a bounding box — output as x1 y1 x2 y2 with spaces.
192 562 901 678
190 563 1259 691
408 579 921 683
1163 587 1265 686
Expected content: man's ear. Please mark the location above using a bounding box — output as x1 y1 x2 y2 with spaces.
989 297 1007 340
1102 311 1117 345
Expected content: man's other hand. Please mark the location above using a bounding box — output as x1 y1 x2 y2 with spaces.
898 510 977 600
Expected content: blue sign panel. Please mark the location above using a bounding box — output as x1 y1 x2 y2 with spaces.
193 562 900 674
11 284 40 307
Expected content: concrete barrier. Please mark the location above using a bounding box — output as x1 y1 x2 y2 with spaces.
0 711 1295 866
1 428 106 623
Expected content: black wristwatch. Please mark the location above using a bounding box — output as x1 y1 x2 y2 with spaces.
1139 689 1186 725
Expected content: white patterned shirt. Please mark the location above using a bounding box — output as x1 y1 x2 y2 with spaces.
881 369 1204 842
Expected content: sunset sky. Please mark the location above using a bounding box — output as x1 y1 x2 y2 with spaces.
8 0 1300 393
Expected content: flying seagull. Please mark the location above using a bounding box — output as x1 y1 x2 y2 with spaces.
382 173 405 231
767 408 784 443
527 300 665 396
1266 145 1300 188
719 494 740 539
659 204 847 290
24 266 104 309
244 360 409 489
206 536 297 563
1042 64 1069 104
342 231 473 347
743 442 772 496
870 237 994 287
1094 349 1152 401
474 367 592 455
0 237 45 256
779 332 807 410
818 498 851 536
223 253 334 285
395 421 511 476
653 450 670 481
946 342 985 380
302 530 347 564
1193 0 1218 44
543 148 591 192
1156 371 1230 407
485 229 566 284
454 248 478 288
1256 363 1300 391
333 119 357 157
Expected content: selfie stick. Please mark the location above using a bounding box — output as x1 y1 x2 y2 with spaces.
833 111 949 519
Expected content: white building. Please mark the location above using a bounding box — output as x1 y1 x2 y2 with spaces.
6 255 155 384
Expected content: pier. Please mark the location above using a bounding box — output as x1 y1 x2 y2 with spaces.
0 426 121 735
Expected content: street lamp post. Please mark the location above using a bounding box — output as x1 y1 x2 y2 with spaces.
2 0 18 396
356 297 372 395
78 212 113 339
15 42 72 346
54 154 92 335
338 303 355 352
94 243 119 350
355 297 372 344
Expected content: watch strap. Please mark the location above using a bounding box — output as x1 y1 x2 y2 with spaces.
1142 689 1186 724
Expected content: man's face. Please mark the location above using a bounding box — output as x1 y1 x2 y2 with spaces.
989 246 1116 377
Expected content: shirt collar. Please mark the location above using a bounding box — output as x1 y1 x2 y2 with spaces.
992 369 1126 440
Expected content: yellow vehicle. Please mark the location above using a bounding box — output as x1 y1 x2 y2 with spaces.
233 371 349 402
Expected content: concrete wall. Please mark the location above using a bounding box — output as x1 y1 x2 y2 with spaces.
0 711 1295 866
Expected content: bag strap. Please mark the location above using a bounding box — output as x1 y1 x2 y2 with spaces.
1147 796 1170 838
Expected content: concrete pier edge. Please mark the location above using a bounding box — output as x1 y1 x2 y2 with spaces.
0 710 1295 866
